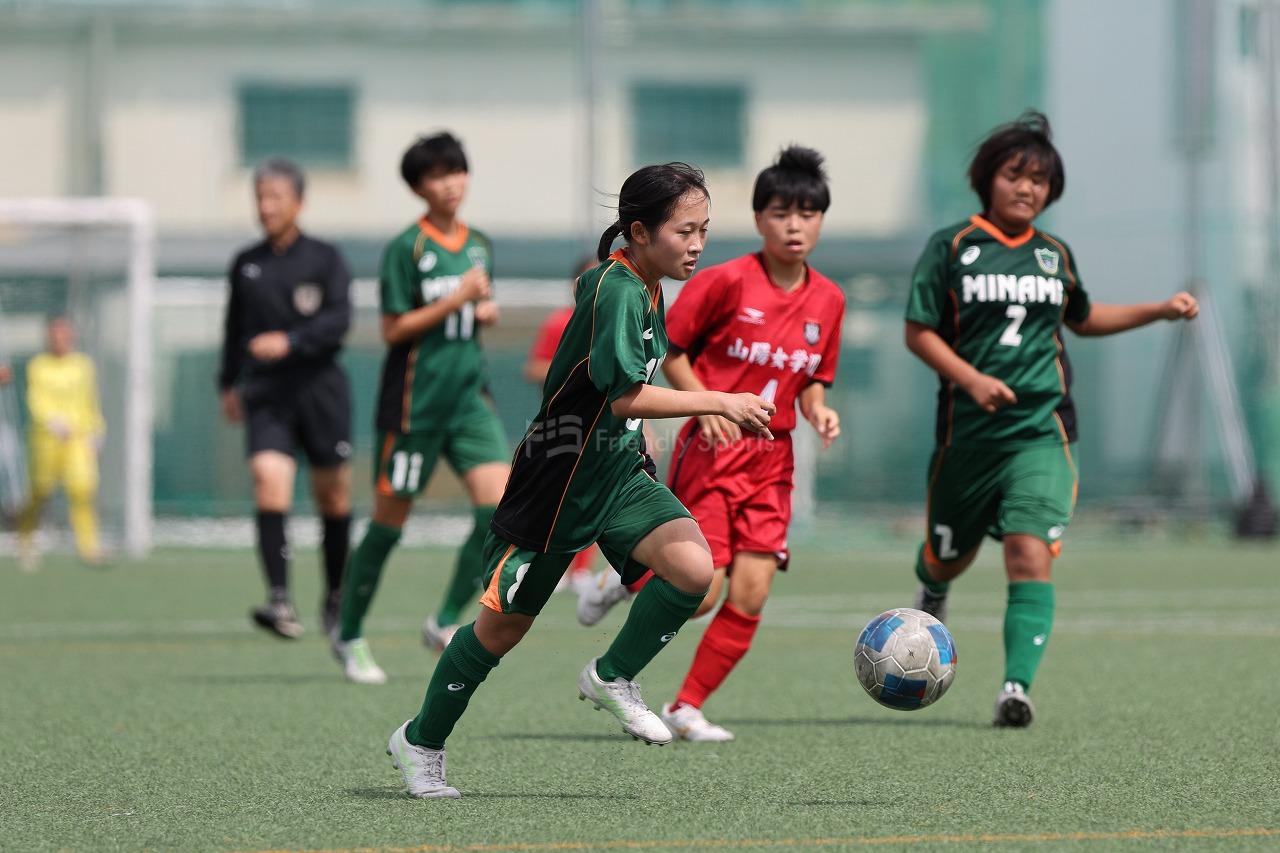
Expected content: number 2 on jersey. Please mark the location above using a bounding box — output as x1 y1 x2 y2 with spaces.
999 305 1026 347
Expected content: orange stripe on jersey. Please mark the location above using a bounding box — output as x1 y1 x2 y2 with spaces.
609 248 660 314
375 433 397 496
479 544 517 613
922 448 948 568
1038 232 1077 287
400 342 419 434
417 217 470 254
949 223 979 260
970 214 1035 249
1052 330 1067 393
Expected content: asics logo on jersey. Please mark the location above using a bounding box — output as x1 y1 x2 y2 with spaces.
642 328 654 340
737 307 766 325
961 274 1066 306
241 262 261 279
1032 634 1047 646
660 632 677 643
447 682 466 691
960 245 981 265
1047 525 1065 540
418 251 438 272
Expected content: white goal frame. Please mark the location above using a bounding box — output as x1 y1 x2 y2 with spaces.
0 198 155 557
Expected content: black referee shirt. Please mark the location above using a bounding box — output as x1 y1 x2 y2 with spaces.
218 233 352 390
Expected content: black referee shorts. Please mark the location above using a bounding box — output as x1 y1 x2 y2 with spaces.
242 364 353 469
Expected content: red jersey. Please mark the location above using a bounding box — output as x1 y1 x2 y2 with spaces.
666 253 845 433
529 305 575 362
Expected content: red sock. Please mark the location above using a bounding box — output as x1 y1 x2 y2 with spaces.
674 602 761 710
626 571 653 594
569 547 594 575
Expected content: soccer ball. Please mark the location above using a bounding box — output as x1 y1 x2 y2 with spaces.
854 608 956 710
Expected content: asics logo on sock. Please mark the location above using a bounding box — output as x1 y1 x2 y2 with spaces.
1032 634 1046 646
660 632 677 643
447 682 466 691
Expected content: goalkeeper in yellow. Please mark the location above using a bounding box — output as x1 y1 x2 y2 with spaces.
19 316 105 568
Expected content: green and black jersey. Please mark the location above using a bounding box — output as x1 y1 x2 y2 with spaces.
491 250 668 554
905 215 1092 449
374 218 494 433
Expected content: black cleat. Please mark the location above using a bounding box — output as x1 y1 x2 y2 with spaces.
251 600 303 639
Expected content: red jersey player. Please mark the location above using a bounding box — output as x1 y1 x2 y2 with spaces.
576 147 844 741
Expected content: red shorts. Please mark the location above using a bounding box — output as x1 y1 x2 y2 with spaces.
667 419 795 571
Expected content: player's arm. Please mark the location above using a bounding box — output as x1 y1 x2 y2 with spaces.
1067 293 1198 337
905 323 1016 414
662 349 741 446
799 382 840 449
26 361 68 439
381 267 490 346
217 265 246 422
611 383 776 440
283 248 354 359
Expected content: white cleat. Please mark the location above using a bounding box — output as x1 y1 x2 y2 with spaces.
387 721 461 799
334 637 388 685
913 584 949 625
993 681 1036 728
577 658 672 745
576 570 631 626
422 614 458 652
661 703 735 742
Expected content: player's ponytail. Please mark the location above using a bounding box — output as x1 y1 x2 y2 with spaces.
752 145 830 213
597 162 709 261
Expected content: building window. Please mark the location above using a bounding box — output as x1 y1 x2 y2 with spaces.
239 84 354 168
630 83 746 168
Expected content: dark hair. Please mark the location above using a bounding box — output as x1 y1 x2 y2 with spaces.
597 162 708 261
253 157 306 200
968 110 1065 213
752 145 829 213
400 132 469 189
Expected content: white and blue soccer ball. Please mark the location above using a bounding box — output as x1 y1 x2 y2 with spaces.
854 608 956 710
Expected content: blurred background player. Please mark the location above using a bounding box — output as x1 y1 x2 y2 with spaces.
584 147 846 741
17 316 105 569
332 132 506 684
904 112 1199 727
525 255 600 596
218 158 354 640
386 163 778 798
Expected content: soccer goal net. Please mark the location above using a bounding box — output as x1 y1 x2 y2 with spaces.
0 199 155 557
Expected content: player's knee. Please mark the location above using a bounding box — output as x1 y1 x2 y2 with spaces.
1004 537 1052 581
662 543 713 595
474 610 533 657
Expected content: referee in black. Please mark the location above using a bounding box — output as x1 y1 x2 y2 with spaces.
218 158 353 640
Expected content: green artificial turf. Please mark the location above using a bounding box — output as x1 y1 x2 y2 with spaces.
2 539 1278 852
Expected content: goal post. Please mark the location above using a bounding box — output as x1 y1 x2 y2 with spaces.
0 198 155 557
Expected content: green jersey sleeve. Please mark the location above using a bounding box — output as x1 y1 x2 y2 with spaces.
905 232 950 328
378 236 417 316
589 274 651 403
1057 239 1091 324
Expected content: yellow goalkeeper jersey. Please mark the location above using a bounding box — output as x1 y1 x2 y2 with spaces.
25 353 105 438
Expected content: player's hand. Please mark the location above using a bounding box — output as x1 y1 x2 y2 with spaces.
46 417 72 440
963 373 1017 414
1162 291 1199 321
807 403 841 449
219 388 243 424
697 414 742 448
474 299 500 326
458 267 491 303
717 392 776 441
248 331 290 362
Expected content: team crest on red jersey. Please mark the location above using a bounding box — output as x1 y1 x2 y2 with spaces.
804 321 821 346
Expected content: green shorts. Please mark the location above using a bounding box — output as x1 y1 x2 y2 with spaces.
923 442 1078 565
374 406 508 499
478 470 691 616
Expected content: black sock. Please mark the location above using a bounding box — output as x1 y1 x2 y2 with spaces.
256 511 289 595
322 514 351 596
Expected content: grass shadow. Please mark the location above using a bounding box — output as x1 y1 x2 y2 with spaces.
348 787 628 802
716 716 991 730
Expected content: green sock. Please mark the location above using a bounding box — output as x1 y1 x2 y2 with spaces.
338 522 401 642
915 545 950 594
435 505 496 627
596 577 705 682
1003 581 1054 690
406 622 501 749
